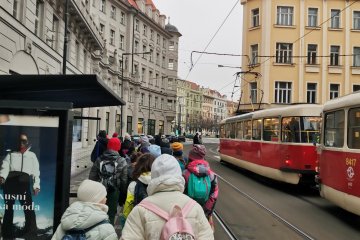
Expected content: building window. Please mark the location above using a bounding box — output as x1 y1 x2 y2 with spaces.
138 118 144 134
354 11 360 29
100 23 105 36
155 73 159 86
307 83 317 103
331 9 340 28
135 19 139 32
134 40 139 54
168 78 173 90
106 112 110 133
51 15 59 50
307 44 317 65
141 68 146 81
155 97 158 108
163 38 166 48
251 8 260 27
308 8 318 27
354 47 360 67
110 5 116 19
149 71 153 84
143 24 147 36
353 85 360 92
330 84 339 99
120 34 124 49
276 43 293 64
120 11 125 24
169 41 175 51
156 53 160 65
110 29 115 45
127 116 133 134
330 45 340 66
168 59 174 70
35 0 44 37
129 88 133 102
250 44 258 65
66 31 70 60
100 0 105 13
157 34 160 44
162 56 166 68
161 98 164 109
150 29 154 40
275 81 292 104
75 41 80 67
277 6 294 26
168 100 173 110
141 93 145 106
83 49 87 73
13 0 24 21
250 82 257 103
149 49 153 62
116 114 121 134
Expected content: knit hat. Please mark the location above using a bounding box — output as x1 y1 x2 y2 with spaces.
172 142 183 156
107 137 121 151
124 133 131 140
77 179 107 203
140 136 149 143
112 132 119 138
148 145 161 158
188 144 206 161
151 154 182 179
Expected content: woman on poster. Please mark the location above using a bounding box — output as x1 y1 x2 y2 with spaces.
0 133 40 239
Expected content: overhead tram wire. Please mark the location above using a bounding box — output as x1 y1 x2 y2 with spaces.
185 0 240 79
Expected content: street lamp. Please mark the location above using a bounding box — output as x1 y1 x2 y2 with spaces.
120 51 150 137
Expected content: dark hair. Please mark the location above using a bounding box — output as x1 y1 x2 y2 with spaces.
132 153 155 180
98 130 107 138
130 152 143 164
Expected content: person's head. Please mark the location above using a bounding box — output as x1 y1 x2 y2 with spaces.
140 135 149 144
132 153 155 179
98 130 107 139
149 138 155 144
171 142 183 157
130 151 143 164
148 145 161 158
124 133 131 141
112 132 119 138
188 144 206 161
19 134 29 151
107 137 121 151
77 179 107 204
147 154 185 195
195 132 199 136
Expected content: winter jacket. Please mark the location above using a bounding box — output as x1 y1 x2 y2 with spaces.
123 172 151 218
121 174 214 240
183 159 219 218
51 201 117 240
89 150 128 196
91 137 108 162
120 139 133 157
193 134 201 144
0 148 40 189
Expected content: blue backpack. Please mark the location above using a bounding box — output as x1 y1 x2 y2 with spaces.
187 173 211 205
61 219 109 240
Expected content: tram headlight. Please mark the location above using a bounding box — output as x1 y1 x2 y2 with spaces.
285 159 292 166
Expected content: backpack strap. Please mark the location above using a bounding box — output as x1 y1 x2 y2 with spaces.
83 219 110 232
138 201 169 220
181 199 196 217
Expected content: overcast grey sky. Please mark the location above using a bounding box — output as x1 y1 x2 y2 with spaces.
154 0 243 101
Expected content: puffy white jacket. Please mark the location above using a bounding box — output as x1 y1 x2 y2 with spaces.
0 148 40 189
52 201 117 240
121 174 214 240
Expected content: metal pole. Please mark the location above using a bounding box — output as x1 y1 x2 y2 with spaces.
148 94 151 135
120 54 124 138
62 0 69 74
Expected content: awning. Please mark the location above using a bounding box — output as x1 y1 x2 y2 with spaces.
0 74 125 108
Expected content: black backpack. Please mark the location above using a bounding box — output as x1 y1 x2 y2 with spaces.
100 160 118 192
61 219 109 240
134 180 148 205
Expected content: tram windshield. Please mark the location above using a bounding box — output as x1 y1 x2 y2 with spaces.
281 116 321 143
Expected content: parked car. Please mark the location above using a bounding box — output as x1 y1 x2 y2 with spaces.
165 134 177 143
177 135 186 142
185 134 194 139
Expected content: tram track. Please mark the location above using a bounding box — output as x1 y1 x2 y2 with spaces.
216 173 315 240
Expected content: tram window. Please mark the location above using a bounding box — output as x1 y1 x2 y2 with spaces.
252 119 262 140
302 117 321 143
324 110 344 147
236 122 243 139
348 108 360 149
225 123 231 138
263 118 280 141
230 123 236 139
244 120 252 139
282 117 301 142
220 124 225 138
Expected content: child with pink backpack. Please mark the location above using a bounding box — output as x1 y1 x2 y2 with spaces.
121 154 214 240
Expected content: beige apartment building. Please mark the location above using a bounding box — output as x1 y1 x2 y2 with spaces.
240 0 360 111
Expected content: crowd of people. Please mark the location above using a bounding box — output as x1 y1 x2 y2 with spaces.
52 131 218 240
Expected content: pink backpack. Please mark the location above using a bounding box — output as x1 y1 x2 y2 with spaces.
139 200 196 240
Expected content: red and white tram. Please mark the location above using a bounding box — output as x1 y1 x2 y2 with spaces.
219 104 322 185
317 92 360 215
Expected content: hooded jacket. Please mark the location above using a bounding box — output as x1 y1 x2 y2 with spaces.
51 201 117 240
183 159 219 218
121 173 214 240
0 148 40 189
123 172 151 218
89 150 128 195
91 137 108 162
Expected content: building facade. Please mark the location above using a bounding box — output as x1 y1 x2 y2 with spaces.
0 0 180 149
240 0 360 111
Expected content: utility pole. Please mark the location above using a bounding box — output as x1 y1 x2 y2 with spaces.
62 0 69 74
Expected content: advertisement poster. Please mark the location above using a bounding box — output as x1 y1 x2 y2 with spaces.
0 114 59 239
